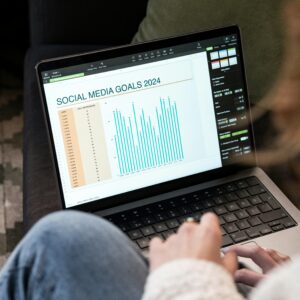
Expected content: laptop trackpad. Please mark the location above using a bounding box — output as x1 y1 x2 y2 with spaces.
238 241 262 273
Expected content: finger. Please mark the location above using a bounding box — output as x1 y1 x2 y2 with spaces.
224 245 276 272
265 248 291 264
234 268 265 287
148 237 165 272
177 221 197 236
222 251 238 275
273 250 291 262
164 233 178 245
200 212 220 226
149 237 163 254
198 213 222 249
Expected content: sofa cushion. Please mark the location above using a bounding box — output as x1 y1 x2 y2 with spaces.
132 0 285 104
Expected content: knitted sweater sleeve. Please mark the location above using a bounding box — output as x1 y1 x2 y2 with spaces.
249 256 300 300
141 259 245 300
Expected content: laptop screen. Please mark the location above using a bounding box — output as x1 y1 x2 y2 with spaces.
41 31 253 208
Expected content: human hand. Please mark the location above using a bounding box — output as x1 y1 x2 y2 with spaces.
148 213 237 276
225 245 291 287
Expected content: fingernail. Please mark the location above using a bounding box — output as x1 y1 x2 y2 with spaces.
222 247 229 253
186 217 195 223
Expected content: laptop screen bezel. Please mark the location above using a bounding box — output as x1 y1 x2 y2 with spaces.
36 25 257 212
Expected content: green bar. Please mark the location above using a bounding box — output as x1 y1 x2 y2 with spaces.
206 46 213 51
220 134 231 140
49 73 85 83
232 129 249 137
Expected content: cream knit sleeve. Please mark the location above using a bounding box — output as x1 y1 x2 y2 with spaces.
141 259 245 300
249 256 300 300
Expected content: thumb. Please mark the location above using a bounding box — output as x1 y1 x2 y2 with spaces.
222 251 238 275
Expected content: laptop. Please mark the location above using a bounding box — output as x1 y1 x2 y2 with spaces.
36 26 300 266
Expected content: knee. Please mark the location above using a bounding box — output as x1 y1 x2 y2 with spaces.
29 211 123 250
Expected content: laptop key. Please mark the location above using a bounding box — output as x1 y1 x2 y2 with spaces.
155 213 167 222
191 202 203 211
166 199 177 208
179 196 189 205
281 217 297 228
222 235 233 247
128 229 143 240
236 190 250 199
202 189 214 198
224 213 238 223
136 237 150 249
167 209 180 218
249 196 262 205
213 196 226 205
246 228 260 239
236 210 249 219
224 183 237 192
236 220 250 230
231 231 248 243
154 223 168 233
271 224 284 232
226 193 239 201
203 199 215 208
179 206 192 215
192 193 200 199
238 199 251 208
260 209 287 223
236 180 249 189
268 220 281 227
260 225 272 235
258 203 272 213
247 206 260 216
260 193 281 209
142 216 156 225
132 209 141 218
130 220 143 228
248 216 262 226
246 177 260 186
214 187 224 195
247 185 266 196
141 226 155 236
166 219 180 229
155 203 166 211
224 223 239 234
226 203 239 212
214 206 227 215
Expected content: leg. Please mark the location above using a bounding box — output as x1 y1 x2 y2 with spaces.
0 211 148 300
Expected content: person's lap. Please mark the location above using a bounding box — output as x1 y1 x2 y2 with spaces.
0 211 148 300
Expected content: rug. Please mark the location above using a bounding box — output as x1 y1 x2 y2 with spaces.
0 89 23 268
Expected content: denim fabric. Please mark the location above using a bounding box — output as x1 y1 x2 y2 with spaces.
0 211 148 300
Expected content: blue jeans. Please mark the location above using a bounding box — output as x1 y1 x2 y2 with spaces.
0 211 148 300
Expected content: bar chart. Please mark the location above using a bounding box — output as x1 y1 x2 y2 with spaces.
113 97 184 175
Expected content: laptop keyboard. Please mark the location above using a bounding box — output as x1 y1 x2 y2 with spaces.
105 176 297 251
